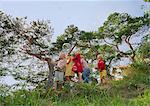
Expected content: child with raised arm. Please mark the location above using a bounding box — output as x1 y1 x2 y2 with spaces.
72 52 83 82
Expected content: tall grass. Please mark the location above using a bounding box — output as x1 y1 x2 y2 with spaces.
129 90 150 106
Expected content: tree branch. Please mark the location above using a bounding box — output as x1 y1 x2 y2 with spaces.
131 43 141 45
25 50 51 62
125 36 134 51
125 36 136 61
103 37 116 46
108 58 114 66
103 37 130 59
115 44 120 51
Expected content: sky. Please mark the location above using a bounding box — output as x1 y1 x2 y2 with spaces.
0 0 149 41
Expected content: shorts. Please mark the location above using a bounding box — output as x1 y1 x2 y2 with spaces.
100 70 107 80
54 71 64 82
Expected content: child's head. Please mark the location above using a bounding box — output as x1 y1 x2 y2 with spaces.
75 51 79 55
75 51 81 57
97 54 103 60
59 52 66 59
80 55 84 58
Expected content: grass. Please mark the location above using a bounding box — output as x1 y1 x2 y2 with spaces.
129 90 150 106
0 61 150 106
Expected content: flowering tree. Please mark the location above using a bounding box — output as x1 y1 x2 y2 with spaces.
0 11 55 89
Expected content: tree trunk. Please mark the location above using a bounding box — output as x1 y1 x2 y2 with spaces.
24 46 56 90
46 62 54 90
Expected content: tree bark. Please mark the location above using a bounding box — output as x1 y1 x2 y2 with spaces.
125 36 135 61
46 62 54 90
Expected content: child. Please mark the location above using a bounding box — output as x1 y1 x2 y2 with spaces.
72 52 83 82
54 52 66 90
97 55 108 85
65 55 75 81
81 56 90 83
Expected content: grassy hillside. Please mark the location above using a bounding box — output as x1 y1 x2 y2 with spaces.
0 61 150 106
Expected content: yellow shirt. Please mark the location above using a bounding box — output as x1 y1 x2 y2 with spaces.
65 56 74 77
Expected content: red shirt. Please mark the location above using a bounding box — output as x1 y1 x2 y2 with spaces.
98 59 105 71
72 53 83 72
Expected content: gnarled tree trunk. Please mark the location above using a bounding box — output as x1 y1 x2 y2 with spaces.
46 62 55 90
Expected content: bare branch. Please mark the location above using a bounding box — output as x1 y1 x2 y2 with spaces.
103 37 116 46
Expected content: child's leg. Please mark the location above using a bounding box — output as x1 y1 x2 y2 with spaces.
86 68 90 83
53 81 58 90
101 77 105 85
100 71 103 85
59 72 64 90
66 76 70 81
53 71 58 90
104 76 108 85
57 81 63 90
82 68 90 83
78 72 83 82
103 70 108 85
82 70 86 82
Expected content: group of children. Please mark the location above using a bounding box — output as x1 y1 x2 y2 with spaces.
53 52 108 89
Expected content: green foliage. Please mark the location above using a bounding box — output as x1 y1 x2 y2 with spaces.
138 34 150 58
0 89 50 106
79 31 96 42
98 12 149 40
96 12 149 61
0 68 8 76
98 13 130 40
144 0 150 2
51 25 82 53
97 44 116 58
